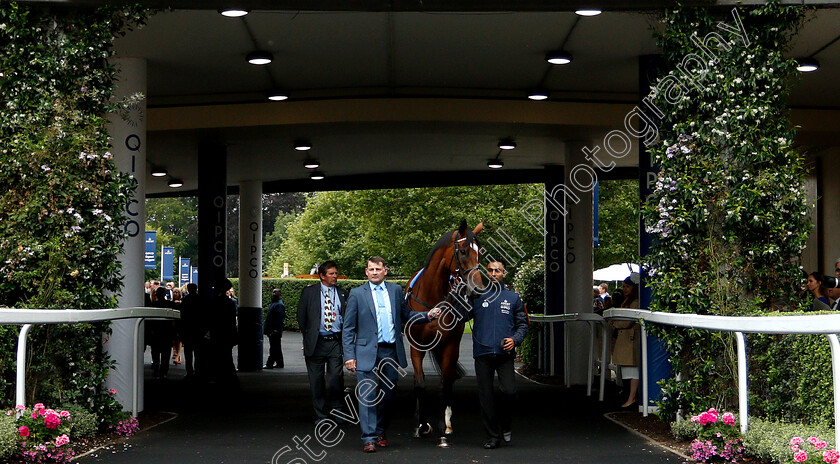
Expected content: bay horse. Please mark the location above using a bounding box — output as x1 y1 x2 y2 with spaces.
405 219 484 448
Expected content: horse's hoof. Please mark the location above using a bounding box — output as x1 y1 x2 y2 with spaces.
438 436 450 448
413 423 433 438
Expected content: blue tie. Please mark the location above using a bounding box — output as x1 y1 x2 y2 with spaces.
375 285 389 343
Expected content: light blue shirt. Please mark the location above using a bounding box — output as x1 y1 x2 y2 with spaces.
369 282 395 343
319 283 342 336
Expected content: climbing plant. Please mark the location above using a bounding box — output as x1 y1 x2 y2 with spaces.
642 2 810 419
0 2 148 407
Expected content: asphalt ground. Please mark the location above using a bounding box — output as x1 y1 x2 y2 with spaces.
78 333 685 464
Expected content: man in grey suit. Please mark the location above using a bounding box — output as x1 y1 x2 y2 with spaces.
298 261 349 424
342 256 440 453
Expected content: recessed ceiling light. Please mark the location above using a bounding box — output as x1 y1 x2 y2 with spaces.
575 9 602 16
303 159 320 169
150 167 167 177
498 139 516 150
247 50 273 66
310 171 325 180
546 51 573 65
487 159 504 169
168 178 184 188
294 140 312 151
796 57 820 72
527 89 550 101
267 91 288 101
218 9 250 18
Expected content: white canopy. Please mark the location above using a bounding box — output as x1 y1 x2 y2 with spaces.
592 263 639 282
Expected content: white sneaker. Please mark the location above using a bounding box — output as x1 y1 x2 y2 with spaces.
503 431 511 443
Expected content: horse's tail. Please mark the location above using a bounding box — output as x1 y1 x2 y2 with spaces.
429 348 466 380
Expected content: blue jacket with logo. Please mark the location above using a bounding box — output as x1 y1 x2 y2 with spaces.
469 288 528 358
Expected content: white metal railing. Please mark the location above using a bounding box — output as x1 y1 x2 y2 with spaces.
528 313 609 401
2 307 180 417
602 308 840 447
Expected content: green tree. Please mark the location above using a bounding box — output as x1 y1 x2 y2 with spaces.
594 180 640 272
267 185 544 279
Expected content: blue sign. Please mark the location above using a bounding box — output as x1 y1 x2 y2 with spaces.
144 231 157 270
179 258 191 285
191 266 198 286
161 247 175 281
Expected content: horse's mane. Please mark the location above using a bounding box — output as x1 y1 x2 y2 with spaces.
421 227 480 270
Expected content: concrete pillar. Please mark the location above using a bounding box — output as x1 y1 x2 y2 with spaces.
105 58 146 412
564 142 595 386
237 180 264 371
197 141 227 300
544 165 565 376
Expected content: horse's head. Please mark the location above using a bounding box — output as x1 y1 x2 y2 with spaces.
451 219 484 298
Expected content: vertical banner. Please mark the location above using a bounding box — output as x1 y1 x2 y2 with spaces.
179 257 191 286
161 246 175 281
144 231 156 269
191 266 198 285
197 141 227 300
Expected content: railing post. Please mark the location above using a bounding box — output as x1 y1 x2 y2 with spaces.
16 324 33 409
826 334 840 448
132 318 144 418
587 321 594 397
641 321 648 417
735 331 748 435
600 321 608 402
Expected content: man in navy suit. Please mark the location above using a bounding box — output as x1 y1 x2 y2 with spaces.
342 256 440 453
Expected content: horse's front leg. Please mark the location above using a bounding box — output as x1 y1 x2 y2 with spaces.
437 342 461 447
410 348 433 438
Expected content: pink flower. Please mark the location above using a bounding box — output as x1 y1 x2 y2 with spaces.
792 437 804 446
33 403 45 411
44 413 61 430
823 449 840 464
811 437 821 445
722 412 735 426
18 426 30 437
708 408 719 417
109 388 117 394
15 404 25 411
690 415 701 423
795 451 809 462
31 412 38 419
60 410 71 418
55 434 70 447
792 445 801 452
817 441 829 450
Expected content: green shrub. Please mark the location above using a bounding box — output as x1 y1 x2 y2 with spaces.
0 414 17 459
61 404 97 439
231 278 408 331
670 418 702 442
743 418 835 464
511 255 544 314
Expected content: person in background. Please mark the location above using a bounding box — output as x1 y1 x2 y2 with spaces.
611 274 640 408
148 286 175 380
264 288 286 369
180 283 203 379
299 261 348 424
599 283 613 310
806 271 830 312
211 278 239 388
171 288 184 365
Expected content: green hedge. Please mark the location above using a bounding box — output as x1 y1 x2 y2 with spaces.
231 278 408 331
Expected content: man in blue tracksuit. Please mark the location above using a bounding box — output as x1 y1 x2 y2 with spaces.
470 259 528 449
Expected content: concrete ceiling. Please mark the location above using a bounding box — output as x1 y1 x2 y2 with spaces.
92 2 840 194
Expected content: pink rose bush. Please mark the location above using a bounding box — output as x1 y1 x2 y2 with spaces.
5 404 74 463
788 436 839 464
689 408 745 463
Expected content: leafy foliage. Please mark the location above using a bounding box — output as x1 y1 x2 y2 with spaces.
594 180 639 271
642 2 810 419
266 185 544 279
0 3 148 407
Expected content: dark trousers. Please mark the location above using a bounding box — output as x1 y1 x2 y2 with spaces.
151 343 171 377
475 355 516 439
266 333 284 368
183 340 198 375
305 337 344 421
356 343 400 444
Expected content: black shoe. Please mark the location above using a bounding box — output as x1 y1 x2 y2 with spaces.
483 438 501 449
264 364 275 369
